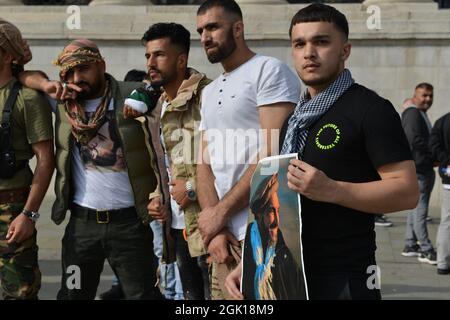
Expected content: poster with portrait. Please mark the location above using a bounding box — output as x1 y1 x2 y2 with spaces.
241 153 308 300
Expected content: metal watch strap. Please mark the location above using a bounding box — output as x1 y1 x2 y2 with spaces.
21 209 39 222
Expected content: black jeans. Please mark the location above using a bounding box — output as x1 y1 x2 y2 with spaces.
171 228 211 300
57 207 162 300
306 272 381 300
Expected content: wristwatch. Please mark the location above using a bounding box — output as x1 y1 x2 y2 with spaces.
21 209 40 223
185 181 197 201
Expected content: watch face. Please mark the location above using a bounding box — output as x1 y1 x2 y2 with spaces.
23 210 39 222
188 190 196 199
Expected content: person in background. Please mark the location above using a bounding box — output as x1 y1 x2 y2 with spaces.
401 83 437 265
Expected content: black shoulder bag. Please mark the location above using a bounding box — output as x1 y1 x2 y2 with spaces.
0 81 25 179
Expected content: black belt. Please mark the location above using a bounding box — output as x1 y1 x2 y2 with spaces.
70 204 137 224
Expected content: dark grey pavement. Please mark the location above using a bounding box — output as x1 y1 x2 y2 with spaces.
33 205 450 300
2 169 450 299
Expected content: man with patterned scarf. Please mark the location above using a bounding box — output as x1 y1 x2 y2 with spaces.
19 39 165 300
225 4 419 300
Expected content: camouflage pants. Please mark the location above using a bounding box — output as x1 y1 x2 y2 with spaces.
0 202 41 300
210 241 242 300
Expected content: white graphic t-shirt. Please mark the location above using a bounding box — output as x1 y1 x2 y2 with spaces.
71 98 135 210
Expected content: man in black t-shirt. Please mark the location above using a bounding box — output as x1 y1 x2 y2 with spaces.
224 4 419 301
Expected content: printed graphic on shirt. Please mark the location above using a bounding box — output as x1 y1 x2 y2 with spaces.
315 123 341 151
77 111 125 172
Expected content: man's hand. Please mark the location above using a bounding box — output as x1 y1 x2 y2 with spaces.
42 80 81 101
6 213 34 244
169 179 191 210
207 229 239 264
198 205 228 247
287 159 337 202
147 196 167 222
225 262 244 300
124 106 144 119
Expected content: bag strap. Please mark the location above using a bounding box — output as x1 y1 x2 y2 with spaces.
1 80 22 127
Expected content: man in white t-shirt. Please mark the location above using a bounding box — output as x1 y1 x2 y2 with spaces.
196 0 300 299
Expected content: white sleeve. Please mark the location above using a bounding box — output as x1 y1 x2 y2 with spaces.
198 89 207 131
256 58 301 107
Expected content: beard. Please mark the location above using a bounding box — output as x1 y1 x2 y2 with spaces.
148 65 177 87
75 80 103 100
255 213 279 245
91 152 116 167
423 103 432 110
205 29 237 64
80 145 117 167
269 219 278 230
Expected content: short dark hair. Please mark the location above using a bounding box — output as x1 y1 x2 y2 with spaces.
415 82 433 91
289 3 349 40
197 0 243 20
141 23 191 55
123 69 147 82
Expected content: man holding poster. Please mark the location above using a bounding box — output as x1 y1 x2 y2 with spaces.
226 3 419 300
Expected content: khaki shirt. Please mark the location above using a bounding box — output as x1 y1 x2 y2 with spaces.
0 78 53 191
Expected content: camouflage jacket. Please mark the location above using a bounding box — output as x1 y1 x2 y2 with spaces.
149 68 211 257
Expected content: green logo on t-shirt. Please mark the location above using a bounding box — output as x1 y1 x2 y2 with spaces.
315 123 341 150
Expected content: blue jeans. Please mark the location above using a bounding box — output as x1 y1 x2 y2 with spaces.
405 170 435 252
150 221 184 300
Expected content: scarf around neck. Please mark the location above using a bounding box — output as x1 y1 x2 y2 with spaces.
64 79 112 145
281 69 354 156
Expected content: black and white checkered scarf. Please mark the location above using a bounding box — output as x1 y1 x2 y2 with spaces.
281 69 354 156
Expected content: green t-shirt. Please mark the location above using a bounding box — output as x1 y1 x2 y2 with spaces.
0 78 53 191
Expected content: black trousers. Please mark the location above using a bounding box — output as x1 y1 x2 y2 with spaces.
306 272 382 300
171 228 211 300
57 207 162 300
